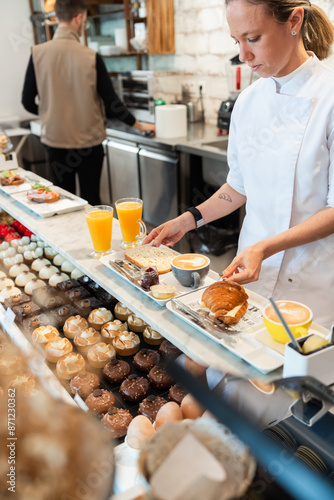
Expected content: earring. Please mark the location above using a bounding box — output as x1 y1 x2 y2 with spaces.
291 30 297 35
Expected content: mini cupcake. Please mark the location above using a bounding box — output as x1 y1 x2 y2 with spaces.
70 371 100 399
73 327 101 355
143 326 163 346
56 352 85 380
88 307 113 331
101 320 128 344
31 325 60 347
87 342 116 369
114 302 132 321
85 389 116 415
63 315 89 339
45 337 73 363
127 314 147 333
112 331 140 357
102 407 133 438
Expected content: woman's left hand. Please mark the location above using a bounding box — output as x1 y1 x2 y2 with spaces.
221 242 265 284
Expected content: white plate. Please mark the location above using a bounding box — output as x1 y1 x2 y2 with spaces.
0 168 52 195
100 250 219 307
166 288 328 374
11 185 88 218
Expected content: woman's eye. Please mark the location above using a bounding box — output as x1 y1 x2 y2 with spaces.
248 36 260 43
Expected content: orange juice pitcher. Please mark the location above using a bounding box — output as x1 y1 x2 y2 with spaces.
115 198 147 249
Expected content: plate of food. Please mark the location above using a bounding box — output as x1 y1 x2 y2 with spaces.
100 245 219 307
0 169 52 194
11 184 88 217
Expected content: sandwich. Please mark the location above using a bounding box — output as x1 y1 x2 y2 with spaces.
0 170 24 186
201 281 248 325
27 184 60 203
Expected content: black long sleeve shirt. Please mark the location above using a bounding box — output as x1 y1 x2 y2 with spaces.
22 53 136 127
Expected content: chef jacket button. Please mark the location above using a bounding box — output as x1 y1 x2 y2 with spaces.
288 278 293 282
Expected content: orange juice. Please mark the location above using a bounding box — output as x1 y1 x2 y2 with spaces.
116 201 142 243
86 209 113 252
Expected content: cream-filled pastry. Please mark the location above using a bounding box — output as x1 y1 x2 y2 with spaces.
101 320 128 344
0 278 15 291
88 308 113 330
15 271 36 287
31 258 51 272
74 328 101 354
71 268 85 280
61 260 76 273
45 337 73 363
56 352 85 380
63 315 89 339
49 272 69 287
112 331 140 356
53 254 66 267
87 342 116 368
0 286 21 302
39 265 58 280
24 247 43 263
24 278 47 295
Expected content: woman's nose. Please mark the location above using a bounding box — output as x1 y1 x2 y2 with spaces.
239 44 253 63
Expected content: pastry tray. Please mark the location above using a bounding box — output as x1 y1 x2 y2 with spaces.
11 185 88 217
166 288 329 374
100 250 219 307
0 167 52 195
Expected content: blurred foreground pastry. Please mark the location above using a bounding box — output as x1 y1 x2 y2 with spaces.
201 281 248 325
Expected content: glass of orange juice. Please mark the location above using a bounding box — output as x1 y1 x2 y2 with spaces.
85 205 113 258
115 198 147 249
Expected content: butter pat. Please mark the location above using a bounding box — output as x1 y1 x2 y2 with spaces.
150 433 226 500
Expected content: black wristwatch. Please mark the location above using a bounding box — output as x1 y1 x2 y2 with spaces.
187 206 205 228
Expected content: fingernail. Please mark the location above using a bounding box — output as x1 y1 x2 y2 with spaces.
152 244 156 247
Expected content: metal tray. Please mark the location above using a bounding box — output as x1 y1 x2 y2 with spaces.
166 288 329 374
100 250 219 307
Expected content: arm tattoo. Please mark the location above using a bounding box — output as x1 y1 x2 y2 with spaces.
218 192 232 203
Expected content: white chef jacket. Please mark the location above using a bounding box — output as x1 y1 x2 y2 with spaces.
227 54 334 329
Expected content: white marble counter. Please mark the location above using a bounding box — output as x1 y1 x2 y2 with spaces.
0 191 282 381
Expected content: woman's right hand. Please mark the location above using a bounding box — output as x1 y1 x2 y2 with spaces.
143 212 196 247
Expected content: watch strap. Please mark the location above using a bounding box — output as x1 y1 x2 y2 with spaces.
187 207 205 228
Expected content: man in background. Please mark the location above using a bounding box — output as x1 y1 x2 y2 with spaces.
22 0 155 205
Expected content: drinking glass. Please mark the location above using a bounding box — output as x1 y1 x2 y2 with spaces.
85 205 113 258
115 198 147 249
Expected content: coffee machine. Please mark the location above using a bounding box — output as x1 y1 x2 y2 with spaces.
218 55 247 134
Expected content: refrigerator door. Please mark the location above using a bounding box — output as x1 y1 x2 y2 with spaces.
107 139 140 201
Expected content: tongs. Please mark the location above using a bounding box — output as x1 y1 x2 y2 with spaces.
109 260 142 287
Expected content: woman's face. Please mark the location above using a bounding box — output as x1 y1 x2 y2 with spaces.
226 0 303 77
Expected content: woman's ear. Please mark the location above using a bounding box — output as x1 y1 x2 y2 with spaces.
289 7 305 35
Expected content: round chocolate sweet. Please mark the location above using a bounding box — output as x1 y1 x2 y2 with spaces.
102 358 131 384
70 371 100 399
148 365 174 390
102 408 133 438
158 339 181 359
168 384 188 405
58 306 69 317
138 395 167 422
85 388 116 415
119 375 150 402
21 303 31 314
133 348 160 373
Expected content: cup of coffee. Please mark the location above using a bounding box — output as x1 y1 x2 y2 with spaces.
171 253 210 288
263 300 313 343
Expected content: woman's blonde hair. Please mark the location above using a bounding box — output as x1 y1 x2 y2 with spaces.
225 0 334 60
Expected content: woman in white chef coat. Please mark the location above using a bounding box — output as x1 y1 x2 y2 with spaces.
144 0 334 328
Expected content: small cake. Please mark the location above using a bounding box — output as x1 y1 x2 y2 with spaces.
102 358 131 384
85 388 116 415
147 365 174 390
49 272 70 287
56 352 85 380
4 292 30 309
133 348 160 373
45 337 73 363
119 374 150 402
138 395 167 423
127 314 147 333
88 307 113 330
61 260 76 273
159 339 182 359
31 258 51 272
87 342 116 368
48 304 78 328
70 371 100 399
73 297 103 317
71 268 85 280
64 286 90 302
12 301 41 323
73 327 101 354
31 325 60 347
24 278 47 295
143 326 163 346
39 265 59 280
15 271 37 287
22 313 51 332
53 254 66 267
101 320 128 344
102 407 133 438
4 254 23 269
114 302 132 321
44 247 58 260
169 384 188 405
112 331 140 356
56 278 80 291
0 278 15 291
8 263 29 278
63 315 89 339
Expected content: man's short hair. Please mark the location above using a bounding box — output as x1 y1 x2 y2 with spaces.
55 0 87 22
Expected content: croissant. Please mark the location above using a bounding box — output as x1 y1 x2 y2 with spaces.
201 281 248 325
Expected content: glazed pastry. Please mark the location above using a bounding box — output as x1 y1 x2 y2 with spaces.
127 314 147 333
143 326 163 346
63 315 89 339
69 371 100 399
0 286 21 303
112 331 140 356
48 304 78 328
158 339 181 359
8 263 29 278
15 271 36 287
73 327 101 354
102 358 131 384
49 272 70 287
147 365 174 390
133 348 160 373
56 278 80 291
56 352 85 380
4 292 30 309
53 254 66 267
9 373 37 396
44 247 58 260
101 320 128 344
61 260 76 273
39 265 58 280
64 286 90 302
138 395 167 422
31 325 60 347
4 254 23 269
114 302 132 321
12 301 41 323
88 307 113 330
45 337 73 363
87 342 116 368
73 297 103 317
22 313 51 332
31 257 51 272
169 384 188 405
0 278 15 291
71 268 85 280
24 278 47 295
85 388 116 415
102 407 133 438
119 374 150 402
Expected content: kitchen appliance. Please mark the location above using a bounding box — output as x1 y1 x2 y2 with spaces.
118 71 156 124
182 84 205 123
